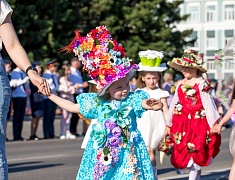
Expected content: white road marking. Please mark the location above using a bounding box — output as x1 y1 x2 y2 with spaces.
8 154 68 162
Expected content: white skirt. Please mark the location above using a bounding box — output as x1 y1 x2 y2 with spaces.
81 119 97 149
137 110 166 149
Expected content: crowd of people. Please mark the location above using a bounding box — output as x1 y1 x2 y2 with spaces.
4 57 89 141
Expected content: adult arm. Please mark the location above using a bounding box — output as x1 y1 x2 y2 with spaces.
0 13 50 95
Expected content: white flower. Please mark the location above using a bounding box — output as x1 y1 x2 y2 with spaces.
127 166 135 174
175 103 183 111
100 153 112 165
188 114 191 119
197 58 203 65
186 89 196 96
195 111 200 119
123 168 129 174
200 110 206 117
183 132 186 136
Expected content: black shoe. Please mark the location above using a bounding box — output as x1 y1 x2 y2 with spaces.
14 137 25 141
29 135 39 140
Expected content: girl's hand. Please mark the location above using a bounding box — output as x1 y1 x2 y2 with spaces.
142 98 163 110
210 124 222 134
164 126 170 136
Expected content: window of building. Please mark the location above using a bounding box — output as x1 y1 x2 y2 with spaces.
188 6 199 23
224 73 234 79
207 5 216 22
206 31 216 49
224 59 235 70
206 59 216 70
225 30 234 47
225 5 235 21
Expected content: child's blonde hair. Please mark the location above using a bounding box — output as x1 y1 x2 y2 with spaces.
136 71 162 89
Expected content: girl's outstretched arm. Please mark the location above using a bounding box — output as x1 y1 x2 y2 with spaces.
48 94 80 113
211 99 235 134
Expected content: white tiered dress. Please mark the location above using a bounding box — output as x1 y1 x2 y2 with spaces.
136 87 169 149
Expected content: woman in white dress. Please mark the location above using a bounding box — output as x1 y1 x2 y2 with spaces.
136 66 169 179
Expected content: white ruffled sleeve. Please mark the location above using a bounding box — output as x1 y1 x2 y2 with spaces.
166 84 180 127
0 0 13 25
199 79 220 128
159 90 170 99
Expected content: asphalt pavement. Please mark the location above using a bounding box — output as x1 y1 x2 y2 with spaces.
6 116 232 180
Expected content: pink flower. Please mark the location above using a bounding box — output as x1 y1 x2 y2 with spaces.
214 55 220 60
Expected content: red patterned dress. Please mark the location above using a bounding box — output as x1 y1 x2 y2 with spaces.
170 83 221 169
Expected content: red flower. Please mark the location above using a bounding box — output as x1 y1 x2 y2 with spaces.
183 57 194 63
113 45 126 58
202 85 211 93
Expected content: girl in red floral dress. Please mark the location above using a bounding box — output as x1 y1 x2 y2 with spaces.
166 49 221 180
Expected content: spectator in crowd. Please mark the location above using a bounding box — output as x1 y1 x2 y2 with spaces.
43 59 59 139
129 75 137 92
58 64 78 139
162 69 174 106
29 62 43 140
10 66 29 141
3 59 12 142
69 57 84 137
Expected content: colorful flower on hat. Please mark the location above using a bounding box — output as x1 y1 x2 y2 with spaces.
61 25 137 90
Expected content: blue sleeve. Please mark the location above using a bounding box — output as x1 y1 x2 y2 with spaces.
127 90 149 118
76 93 99 119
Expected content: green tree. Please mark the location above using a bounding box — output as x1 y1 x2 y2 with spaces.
2 0 194 66
4 0 79 65
76 0 194 63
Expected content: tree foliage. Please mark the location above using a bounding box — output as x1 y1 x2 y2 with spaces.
3 0 194 66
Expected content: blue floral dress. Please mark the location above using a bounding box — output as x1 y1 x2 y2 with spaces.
76 91 154 180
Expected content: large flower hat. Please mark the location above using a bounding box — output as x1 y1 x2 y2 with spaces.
168 49 207 73
61 26 138 96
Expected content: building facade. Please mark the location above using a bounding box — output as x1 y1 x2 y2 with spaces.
176 0 235 79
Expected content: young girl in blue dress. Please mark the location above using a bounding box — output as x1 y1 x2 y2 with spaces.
46 26 163 180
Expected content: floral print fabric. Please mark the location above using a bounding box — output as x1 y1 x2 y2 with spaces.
76 90 154 180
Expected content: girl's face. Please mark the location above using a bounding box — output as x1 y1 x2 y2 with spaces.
181 67 198 79
106 75 130 101
142 72 159 90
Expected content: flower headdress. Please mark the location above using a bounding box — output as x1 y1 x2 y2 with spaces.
138 50 167 72
61 26 138 96
168 49 206 73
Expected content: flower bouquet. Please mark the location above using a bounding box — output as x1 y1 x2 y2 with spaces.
158 135 173 164
158 135 173 155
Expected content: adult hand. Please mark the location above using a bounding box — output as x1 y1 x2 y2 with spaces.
28 71 51 95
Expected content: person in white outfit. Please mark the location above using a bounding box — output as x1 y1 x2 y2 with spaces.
136 64 169 180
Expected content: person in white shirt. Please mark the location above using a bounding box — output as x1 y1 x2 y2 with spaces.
69 57 87 136
43 59 59 139
10 66 29 141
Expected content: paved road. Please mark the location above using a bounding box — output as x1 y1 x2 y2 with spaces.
6 117 232 180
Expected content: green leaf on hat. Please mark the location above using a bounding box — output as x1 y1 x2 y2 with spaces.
94 38 100 45
108 42 114 49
